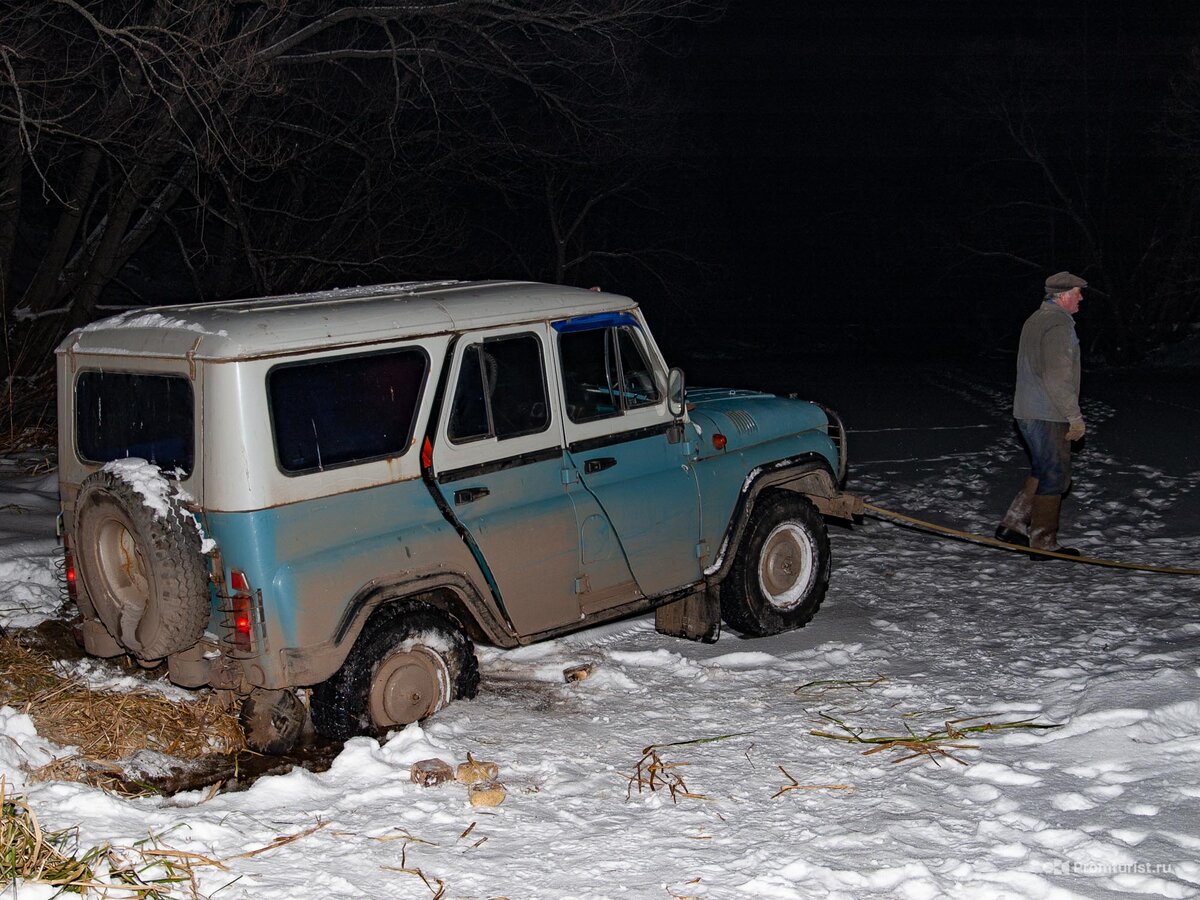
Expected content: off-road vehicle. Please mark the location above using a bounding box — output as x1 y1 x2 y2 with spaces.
57 280 860 752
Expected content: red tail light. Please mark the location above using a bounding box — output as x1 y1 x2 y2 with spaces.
228 569 254 652
712 432 728 451
232 596 252 647
63 547 79 601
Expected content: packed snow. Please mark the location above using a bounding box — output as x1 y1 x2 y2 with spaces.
100 457 216 554
0 359 1197 899
101 457 182 520
82 312 229 337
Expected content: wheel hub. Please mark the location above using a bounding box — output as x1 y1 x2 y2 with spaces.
95 517 150 606
758 522 816 610
369 645 450 727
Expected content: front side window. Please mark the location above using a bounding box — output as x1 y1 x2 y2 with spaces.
449 333 550 443
559 325 661 423
76 371 194 475
269 348 427 473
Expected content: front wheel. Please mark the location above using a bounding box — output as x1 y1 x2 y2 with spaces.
310 602 479 742
720 492 830 637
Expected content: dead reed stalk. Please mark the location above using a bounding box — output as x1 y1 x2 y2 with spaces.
625 731 753 804
810 712 1061 765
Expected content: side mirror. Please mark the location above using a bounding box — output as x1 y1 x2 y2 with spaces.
667 367 686 418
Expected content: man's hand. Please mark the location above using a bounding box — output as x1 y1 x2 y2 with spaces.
1066 418 1086 442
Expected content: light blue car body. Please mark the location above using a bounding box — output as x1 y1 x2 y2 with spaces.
57 280 856 693
200 384 848 689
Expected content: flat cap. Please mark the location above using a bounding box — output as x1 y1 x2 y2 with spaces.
1045 271 1088 292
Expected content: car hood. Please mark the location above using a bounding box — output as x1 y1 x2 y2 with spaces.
686 387 829 453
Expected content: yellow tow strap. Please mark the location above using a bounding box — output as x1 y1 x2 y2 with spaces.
861 502 1200 576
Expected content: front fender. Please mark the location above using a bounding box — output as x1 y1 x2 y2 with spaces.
701 456 859 583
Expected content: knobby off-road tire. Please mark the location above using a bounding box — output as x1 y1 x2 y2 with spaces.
310 602 480 742
720 491 831 637
74 467 210 661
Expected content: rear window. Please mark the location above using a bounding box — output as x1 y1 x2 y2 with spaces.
269 348 428 474
76 372 194 475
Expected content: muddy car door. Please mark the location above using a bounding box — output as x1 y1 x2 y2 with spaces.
554 314 702 597
431 325 593 635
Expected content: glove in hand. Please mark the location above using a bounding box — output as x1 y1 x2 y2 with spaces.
1066 419 1086 441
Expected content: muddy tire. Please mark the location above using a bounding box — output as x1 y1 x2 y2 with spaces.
720 492 830 637
310 602 480 742
241 689 307 755
73 466 210 662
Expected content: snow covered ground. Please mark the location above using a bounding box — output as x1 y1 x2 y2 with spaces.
1 359 1198 899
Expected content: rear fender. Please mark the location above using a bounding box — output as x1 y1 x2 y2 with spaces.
280 571 516 687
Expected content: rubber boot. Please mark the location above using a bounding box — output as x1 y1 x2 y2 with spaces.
1028 494 1080 559
995 476 1038 546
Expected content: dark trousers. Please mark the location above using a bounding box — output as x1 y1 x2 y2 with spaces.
1016 418 1072 495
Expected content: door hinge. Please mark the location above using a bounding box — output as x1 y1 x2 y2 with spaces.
561 467 579 485
694 540 708 560
574 575 590 595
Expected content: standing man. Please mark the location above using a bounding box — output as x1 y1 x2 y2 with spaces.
995 271 1087 557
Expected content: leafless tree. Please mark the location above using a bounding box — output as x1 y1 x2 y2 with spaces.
0 0 721 374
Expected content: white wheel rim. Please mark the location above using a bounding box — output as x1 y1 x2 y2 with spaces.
96 518 150 606
757 522 816 610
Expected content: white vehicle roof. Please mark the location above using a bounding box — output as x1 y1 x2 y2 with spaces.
58 280 637 361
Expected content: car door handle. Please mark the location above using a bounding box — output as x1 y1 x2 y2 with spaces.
584 457 617 474
454 486 490 505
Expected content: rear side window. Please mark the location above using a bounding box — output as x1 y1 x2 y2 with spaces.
448 333 550 443
76 372 194 475
269 348 428 473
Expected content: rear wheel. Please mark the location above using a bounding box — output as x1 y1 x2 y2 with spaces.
310 602 479 742
720 492 830 637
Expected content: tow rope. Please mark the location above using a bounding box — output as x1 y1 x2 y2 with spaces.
861 502 1200 576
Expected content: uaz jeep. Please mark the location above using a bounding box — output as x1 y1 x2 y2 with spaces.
56 280 860 752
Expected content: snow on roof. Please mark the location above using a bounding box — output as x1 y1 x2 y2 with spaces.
58 280 636 361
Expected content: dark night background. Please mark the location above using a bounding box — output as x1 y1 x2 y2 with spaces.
3 1 1200 378
655 2 1200 371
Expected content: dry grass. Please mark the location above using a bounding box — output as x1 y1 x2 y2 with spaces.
0 637 244 784
626 745 704 803
770 766 853 798
1 777 328 896
793 675 887 700
0 776 200 896
625 731 753 804
379 833 447 899
0 776 96 889
810 711 1062 765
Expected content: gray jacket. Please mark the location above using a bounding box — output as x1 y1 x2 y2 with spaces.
1013 301 1081 422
